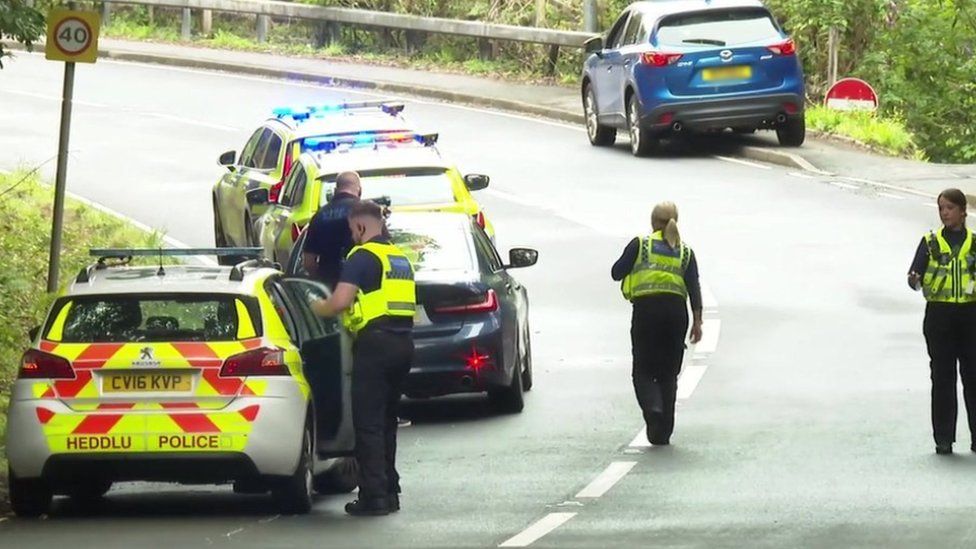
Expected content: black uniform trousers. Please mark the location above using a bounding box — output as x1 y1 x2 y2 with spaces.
923 302 976 445
631 294 689 444
351 328 414 499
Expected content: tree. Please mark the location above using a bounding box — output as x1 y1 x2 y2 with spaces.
0 0 45 69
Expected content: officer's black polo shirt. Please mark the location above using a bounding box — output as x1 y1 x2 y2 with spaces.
304 192 359 286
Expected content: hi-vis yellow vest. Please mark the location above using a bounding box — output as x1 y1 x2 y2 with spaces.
342 242 416 335
923 228 976 304
621 232 690 301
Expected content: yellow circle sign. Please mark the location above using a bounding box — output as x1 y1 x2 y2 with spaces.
46 10 100 63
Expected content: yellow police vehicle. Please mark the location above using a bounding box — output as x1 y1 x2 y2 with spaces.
255 131 494 267
5 249 357 516
212 101 412 262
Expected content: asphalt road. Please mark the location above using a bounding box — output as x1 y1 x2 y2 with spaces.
2 53 975 548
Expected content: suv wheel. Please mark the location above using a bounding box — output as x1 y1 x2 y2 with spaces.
272 425 314 514
584 85 616 146
9 468 52 518
777 115 806 147
628 95 657 157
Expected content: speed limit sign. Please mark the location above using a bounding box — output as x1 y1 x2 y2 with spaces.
46 10 100 63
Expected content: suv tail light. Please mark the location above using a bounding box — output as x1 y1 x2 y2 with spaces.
291 223 305 242
473 211 486 229
269 181 285 204
220 347 289 377
767 39 796 56
19 349 75 379
434 290 498 314
640 52 683 67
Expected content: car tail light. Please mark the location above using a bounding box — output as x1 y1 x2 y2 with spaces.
783 102 799 115
473 211 486 229
282 150 294 178
220 347 289 377
767 39 796 56
657 112 675 125
19 349 75 379
434 290 498 314
464 347 493 372
640 52 683 67
291 223 306 242
269 181 285 204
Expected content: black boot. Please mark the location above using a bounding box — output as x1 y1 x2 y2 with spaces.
936 442 953 455
388 492 400 512
345 497 390 516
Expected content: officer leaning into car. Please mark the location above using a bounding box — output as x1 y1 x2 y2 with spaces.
312 200 416 516
908 188 976 455
303 171 363 289
612 201 703 446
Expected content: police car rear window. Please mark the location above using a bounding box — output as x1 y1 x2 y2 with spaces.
47 294 263 343
655 8 781 47
321 168 456 207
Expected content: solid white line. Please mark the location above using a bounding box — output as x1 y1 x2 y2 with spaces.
498 512 577 548
692 318 721 355
837 176 936 199
879 192 906 200
676 364 708 400
829 181 859 190
712 155 772 170
575 461 637 499
787 171 818 179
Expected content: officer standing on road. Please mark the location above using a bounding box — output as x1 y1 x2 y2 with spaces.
312 200 416 516
908 188 976 455
302 171 362 289
612 202 703 446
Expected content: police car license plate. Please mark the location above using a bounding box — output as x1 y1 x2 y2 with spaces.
103 373 191 393
702 65 752 81
414 306 432 328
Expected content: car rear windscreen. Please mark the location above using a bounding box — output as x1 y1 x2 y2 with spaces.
655 8 782 48
387 217 477 273
49 294 262 343
322 168 456 207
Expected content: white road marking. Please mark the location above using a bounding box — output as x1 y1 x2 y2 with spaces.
879 192 906 200
701 283 718 311
224 528 245 538
676 364 709 400
498 512 577 547
787 171 818 179
922 202 938 208
837 176 936 199
692 318 721 355
575 461 637 499
712 155 773 170
829 180 859 190
0 87 109 108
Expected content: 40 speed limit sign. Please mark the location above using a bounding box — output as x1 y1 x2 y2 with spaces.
46 10 100 63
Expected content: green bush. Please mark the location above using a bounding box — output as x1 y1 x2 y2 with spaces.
806 105 924 159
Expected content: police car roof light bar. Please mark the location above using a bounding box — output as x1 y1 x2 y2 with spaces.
305 131 438 153
274 101 405 121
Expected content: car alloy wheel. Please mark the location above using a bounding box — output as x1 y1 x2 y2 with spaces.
585 93 599 141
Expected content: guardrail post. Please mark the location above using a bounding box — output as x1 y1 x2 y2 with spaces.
181 7 191 40
101 1 111 27
201 9 213 36
544 44 559 76
583 0 599 33
256 15 270 43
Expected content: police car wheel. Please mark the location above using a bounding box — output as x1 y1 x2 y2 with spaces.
489 359 525 414
8 467 52 518
272 425 314 514
313 457 359 495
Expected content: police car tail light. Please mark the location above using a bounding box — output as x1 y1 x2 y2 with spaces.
269 181 285 203
473 211 486 229
640 52 683 67
767 39 796 56
435 290 498 314
291 223 306 242
19 349 75 379
220 348 289 377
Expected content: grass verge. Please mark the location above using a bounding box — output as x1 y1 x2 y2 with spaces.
805 105 925 160
0 170 163 512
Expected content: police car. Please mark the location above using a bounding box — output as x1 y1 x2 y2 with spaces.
212 101 413 263
6 249 358 517
255 131 495 267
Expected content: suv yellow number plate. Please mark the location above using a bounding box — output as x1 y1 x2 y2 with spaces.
103 373 191 393
702 66 752 81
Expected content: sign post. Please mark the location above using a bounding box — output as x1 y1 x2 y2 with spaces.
45 8 100 292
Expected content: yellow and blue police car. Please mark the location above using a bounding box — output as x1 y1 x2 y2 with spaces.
5 249 357 516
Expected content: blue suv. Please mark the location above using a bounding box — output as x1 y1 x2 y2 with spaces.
581 1 805 156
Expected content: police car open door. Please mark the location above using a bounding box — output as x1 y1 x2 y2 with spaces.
280 279 355 457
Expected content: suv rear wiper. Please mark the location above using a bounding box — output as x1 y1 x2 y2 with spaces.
682 38 727 46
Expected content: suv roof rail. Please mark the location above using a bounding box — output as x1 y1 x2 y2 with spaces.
229 258 280 282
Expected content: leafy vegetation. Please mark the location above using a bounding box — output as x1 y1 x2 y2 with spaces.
0 0 45 68
806 105 923 159
0 171 163 504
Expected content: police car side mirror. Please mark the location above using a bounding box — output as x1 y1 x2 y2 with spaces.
247 188 270 206
28 325 40 341
505 248 538 269
218 150 237 170
464 174 490 191
584 36 604 55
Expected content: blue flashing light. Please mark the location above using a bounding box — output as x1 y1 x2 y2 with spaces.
291 108 311 121
305 137 337 152
272 107 293 118
354 133 376 144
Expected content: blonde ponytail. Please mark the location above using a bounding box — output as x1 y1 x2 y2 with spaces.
651 201 681 248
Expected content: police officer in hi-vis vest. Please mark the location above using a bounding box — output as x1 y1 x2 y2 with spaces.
313 200 416 515
908 188 976 455
612 202 703 446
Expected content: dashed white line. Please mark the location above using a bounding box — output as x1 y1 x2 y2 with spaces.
828 181 859 190
787 171 818 179
879 192 906 200
676 364 709 400
712 155 773 170
575 461 637 499
693 318 721 355
499 513 578 548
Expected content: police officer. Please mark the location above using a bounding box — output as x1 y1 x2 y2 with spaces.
312 200 415 516
302 171 362 289
908 188 976 455
612 201 703 446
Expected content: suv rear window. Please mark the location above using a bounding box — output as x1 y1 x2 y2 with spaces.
655 8 782 48
46 294 263 343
